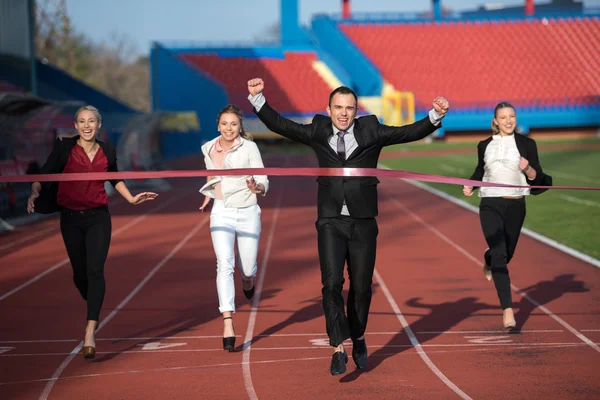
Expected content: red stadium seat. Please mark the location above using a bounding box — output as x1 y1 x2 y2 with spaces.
340 17 600 109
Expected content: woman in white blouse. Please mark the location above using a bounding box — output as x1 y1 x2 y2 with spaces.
199 104 269 351
463 102 549 329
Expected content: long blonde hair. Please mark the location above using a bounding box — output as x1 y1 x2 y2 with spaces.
216 104 253 141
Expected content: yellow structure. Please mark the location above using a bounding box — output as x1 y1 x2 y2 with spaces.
381 87 415 127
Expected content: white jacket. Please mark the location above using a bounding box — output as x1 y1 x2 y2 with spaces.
199 136 269 208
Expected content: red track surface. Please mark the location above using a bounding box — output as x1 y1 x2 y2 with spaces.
1 153 599 399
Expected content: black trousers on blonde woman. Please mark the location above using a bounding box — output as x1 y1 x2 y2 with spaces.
60 206 112 321
479 197 526 310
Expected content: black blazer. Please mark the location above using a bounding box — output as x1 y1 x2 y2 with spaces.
34 135 122 214
469 133 552 195
255 101 441 218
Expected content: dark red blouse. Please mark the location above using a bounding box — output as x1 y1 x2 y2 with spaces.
57 144 109 210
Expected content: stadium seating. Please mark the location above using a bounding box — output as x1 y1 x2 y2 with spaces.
180 52 333 114
340 17 600 110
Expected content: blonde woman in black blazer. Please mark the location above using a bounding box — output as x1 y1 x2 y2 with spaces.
463 102 551 329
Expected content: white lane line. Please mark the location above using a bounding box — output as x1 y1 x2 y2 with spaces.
375 268 473 400
546 170 600 185
387 195 600 354
38 215 208 400
0 193 187 302
242 182 284 400
1 343 585 387
0 226 56 252
0 329 570 344
0 217 14 231
378 162 600 269
4 342 592 357
558 194 600 208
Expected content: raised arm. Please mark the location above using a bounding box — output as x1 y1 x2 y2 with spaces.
378 96 450 146
247 78 313 146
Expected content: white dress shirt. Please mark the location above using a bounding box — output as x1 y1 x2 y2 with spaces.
248 93 444 215
479 134 530 198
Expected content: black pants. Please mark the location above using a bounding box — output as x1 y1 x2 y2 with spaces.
60 206 112 321
479 197 526 310
316 215 378 347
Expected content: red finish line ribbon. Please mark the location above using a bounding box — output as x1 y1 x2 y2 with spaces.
0 168 598 191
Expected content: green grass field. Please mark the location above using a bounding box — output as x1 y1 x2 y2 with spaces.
382 136 600 152
379 137 600 260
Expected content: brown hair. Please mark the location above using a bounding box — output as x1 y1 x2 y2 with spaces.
75 105 102 124
217 104 252 141
491 101 515 135
329 86 357 106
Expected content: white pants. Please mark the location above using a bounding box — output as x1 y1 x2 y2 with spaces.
210 200 261 313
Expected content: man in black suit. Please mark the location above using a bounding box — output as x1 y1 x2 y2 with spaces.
247 78 449 375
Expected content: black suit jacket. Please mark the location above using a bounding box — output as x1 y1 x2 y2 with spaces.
34 135 122 214
469 133 552 195
255 101 441 218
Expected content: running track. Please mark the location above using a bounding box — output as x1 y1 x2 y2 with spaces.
0 153 598 399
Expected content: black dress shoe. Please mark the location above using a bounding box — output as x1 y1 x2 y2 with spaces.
352 338 368 369
330 351 348 375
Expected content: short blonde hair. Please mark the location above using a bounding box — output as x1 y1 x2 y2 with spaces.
75 105 102 124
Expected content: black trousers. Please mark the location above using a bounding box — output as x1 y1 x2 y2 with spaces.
479 197 526 310
316 215 378 347
60 205 112 321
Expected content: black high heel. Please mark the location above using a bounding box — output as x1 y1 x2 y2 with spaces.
243 286 255 300
242 279 255 300
223 316 235 352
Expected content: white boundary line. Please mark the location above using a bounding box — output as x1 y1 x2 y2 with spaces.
242 182 284 400
558 194 600 208
375 268 473 399
385 194 600 354
380 166 600 269
0 193 187 302
0 217 14 231
3 342 595 358
0 329 571 344
38 216 208 400
1 343 588 387
0 225 57 252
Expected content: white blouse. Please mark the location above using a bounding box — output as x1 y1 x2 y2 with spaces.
479 134 530 198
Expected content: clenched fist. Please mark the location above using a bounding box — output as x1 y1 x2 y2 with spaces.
462 186 474 197
433 96 450 117
518 157 530 172
248 78 264 96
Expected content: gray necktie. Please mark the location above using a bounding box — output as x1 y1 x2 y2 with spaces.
337 131 346 160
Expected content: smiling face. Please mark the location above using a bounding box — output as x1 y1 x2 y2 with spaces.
218 112 241 143
74 109 101 142
493 106 517 136
327 93 357 132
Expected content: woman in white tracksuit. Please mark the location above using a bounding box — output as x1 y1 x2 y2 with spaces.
199 104 269 352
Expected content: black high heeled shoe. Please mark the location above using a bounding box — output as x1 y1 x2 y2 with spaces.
223 316 235 351
242 279 255 300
